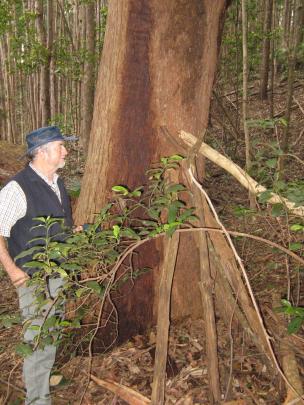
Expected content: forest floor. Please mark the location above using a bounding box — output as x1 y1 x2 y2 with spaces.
0 79 304 404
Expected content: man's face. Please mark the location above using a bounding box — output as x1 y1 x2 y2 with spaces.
43 141 68 170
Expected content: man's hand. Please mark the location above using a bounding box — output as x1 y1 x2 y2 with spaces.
0 235 29 288
73 225 83 233
8 266 29 287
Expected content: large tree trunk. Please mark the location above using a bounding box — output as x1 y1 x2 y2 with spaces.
75 0 229 338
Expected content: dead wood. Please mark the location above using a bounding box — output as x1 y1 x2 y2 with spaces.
272 293 304 405
187 165 221 403
90 374 151 404
208 241 267 351
151 233 180 405
201 198 273 360
178 130 304 217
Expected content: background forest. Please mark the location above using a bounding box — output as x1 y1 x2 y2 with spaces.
0 0 304 404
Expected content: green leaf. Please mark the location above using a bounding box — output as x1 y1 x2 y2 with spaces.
141 220 158 227
43 315 58 330
0 313 21 328
59 320 72 327
33 216 47 223
28 325 40 331
265 158 277 168
166 184 186 194
130 187 143 197
178 208 196 222
289 242 302 251
120 228 140 240
258 190 272 203
168 154 184 161
290 224 304 232
287 317 303 334
23 261 48 269
112 185 129 195
14 246 43 260
148 208 160 220
164 222 179 237
113 225 120 239
168 203 178 224
15 342 33 357
281 299 292 307
85 281 103 296
61 263 82 271
75 288 88 298
56 268 68 278
271 203 284 217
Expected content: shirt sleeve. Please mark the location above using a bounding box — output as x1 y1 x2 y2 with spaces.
0 181 27 237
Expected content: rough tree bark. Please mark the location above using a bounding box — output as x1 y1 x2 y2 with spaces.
75 1 229 340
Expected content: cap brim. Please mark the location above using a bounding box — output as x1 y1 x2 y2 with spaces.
18 135 78 160
63 135 78 141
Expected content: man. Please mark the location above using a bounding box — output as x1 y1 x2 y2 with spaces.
0 126 77 404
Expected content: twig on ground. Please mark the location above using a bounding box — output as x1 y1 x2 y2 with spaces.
0 376 25 394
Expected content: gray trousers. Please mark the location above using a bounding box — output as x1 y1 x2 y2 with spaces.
18 278 64 405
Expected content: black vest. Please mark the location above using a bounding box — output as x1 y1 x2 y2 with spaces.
7 165 73 275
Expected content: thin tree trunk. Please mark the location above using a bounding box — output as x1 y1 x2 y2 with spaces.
0 39 13 142
283 0 292 50
48 0 56 118
80 1 96 153
259 0 273 100
241 0 254 208
279 0 300 177
269 3 276 118
36 0 51 125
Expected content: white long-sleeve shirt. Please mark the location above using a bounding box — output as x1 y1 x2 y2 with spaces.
0 164 61 237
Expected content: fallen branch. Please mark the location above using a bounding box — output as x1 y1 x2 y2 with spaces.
90 374 151 405
178 130 304 216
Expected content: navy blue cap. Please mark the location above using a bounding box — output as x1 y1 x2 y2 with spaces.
25 126 78 155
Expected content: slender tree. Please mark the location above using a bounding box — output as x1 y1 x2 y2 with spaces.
36 0 51 126
259 0 273 99
80 0 96 153
279 0 302 176
241 0 254 207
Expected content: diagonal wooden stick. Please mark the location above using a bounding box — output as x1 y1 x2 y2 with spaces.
178 130 304 217
90 374 151 404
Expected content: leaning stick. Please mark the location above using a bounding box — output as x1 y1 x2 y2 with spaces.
178 130 304 217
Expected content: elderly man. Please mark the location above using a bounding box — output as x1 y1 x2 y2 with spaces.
0 126 77 404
